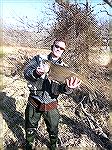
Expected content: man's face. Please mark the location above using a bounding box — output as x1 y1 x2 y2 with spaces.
52 41 65 58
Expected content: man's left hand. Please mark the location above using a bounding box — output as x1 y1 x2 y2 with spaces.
66 77 81 89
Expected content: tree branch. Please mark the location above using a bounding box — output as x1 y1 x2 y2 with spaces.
103 0 112 7
100 10 112 16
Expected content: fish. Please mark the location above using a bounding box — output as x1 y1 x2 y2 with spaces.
43 60 102 96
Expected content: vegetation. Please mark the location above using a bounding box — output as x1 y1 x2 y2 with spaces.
1 0 112 149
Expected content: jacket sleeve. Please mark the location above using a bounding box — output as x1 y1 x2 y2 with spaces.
24 55 41 81
59 83 73 95
51 81 73 96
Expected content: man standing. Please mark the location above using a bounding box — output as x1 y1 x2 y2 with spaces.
24 37 81 150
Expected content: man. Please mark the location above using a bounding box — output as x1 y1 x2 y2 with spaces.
24 38 81 150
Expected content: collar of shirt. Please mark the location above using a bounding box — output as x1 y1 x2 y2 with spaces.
48 53 62 64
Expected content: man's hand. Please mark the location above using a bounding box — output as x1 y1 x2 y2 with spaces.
66 77 81 89
36 66 45 76
36 63 50 76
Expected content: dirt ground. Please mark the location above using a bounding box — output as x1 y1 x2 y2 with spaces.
0 45 112 150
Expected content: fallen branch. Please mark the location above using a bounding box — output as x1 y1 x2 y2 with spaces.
80 103 109 139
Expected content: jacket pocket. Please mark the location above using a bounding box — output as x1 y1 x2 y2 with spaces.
28 78 44 91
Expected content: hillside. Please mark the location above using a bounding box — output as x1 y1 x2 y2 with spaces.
0 45 112 150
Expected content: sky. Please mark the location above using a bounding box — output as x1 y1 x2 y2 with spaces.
1 0 54 27
1 0 111 28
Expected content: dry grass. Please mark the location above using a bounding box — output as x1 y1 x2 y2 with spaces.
1 45 112 149
89 47 112 67
2 45 50 56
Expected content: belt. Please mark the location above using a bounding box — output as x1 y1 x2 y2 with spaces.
28 97 58 111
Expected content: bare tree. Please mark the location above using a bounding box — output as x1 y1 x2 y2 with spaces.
103 0 112 7
3 15 46 48
44 0 105 73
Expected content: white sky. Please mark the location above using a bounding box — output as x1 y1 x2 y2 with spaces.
1 0 111 27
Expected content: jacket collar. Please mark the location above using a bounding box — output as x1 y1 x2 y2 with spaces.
48 53 62 64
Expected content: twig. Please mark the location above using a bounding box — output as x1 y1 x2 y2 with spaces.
74 95 86 109
100 10 112 16
103 0 112 7
80 103 109 139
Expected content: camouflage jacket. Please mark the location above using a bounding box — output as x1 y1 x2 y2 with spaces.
24 53 73 111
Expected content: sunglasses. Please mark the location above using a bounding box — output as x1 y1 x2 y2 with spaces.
54 44 65 51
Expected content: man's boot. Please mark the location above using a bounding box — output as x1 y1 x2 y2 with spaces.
25 128 36 150
50 135 57 150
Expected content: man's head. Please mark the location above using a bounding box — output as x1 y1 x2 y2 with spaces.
51 38 66 59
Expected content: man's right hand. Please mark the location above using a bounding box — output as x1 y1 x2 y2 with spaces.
36 62 50 76
36 67 45 76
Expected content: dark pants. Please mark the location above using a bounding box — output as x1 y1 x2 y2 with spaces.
25 103 60 150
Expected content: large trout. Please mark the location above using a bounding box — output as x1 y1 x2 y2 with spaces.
43 60 102 95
